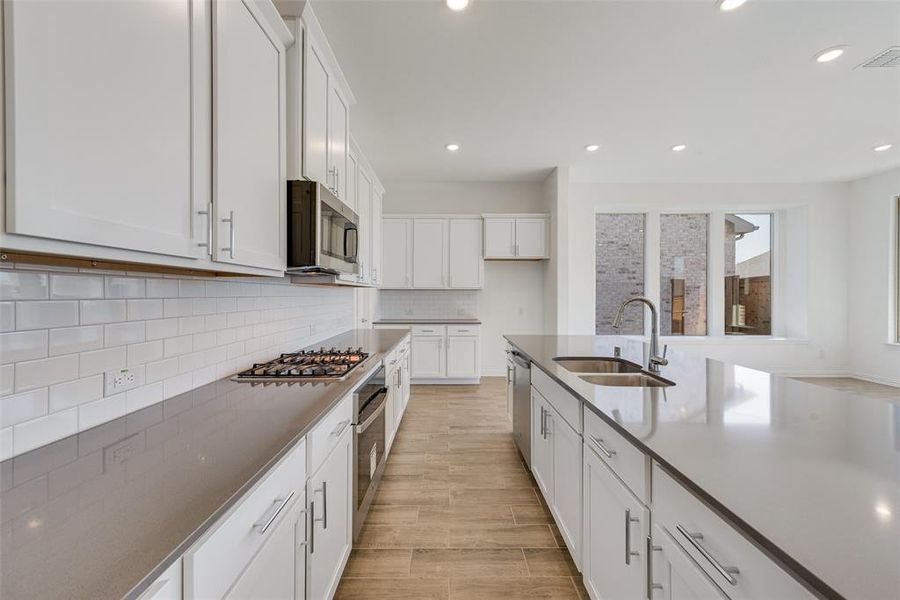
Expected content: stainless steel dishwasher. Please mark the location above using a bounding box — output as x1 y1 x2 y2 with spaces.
508 349 531 467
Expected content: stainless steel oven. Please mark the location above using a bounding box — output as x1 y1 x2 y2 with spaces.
352 366 387 539
286 180 359 276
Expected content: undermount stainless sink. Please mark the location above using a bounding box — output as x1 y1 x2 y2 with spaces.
553 357 643 374
579 373 675 388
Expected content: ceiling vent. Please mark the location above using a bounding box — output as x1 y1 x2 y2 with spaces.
857 46 900 68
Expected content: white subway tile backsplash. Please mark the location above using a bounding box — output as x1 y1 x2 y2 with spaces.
0 365 14 396
0 302 14 332
80 300 126 325
146 318 179 341
0 330 49 364
13 408 77 455
126 299 163 321
3 268 353 458
15 355 79 392
126 382 163 413
49 274 103 299
146 278 179 298
16 301 79 330
163 298 193 318
78 347 125 377
49 375 103 412
78 394 126 430
1 389 48 427
0 271 49 300
103 322 145 347
126 341 164 367
49 326 103 356
105 277 145 298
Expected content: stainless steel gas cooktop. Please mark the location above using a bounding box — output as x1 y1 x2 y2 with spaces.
232 347 369 383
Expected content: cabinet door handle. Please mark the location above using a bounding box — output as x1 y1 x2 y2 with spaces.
253 490 295 536
624 509 640 565
331 419 351 438
675 525 740 585
647 536 663 596
539 406 545 437
197 202 212 254
589 434 616 459
309 500 315 554
221 210 235 259
316 481 328 529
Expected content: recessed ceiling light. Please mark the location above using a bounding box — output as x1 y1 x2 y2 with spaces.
814 46 845 63
446 0 469 11
445 143 460 152
718 0 748 11
874 144 893 152
671 144 687 152
585 144 600 152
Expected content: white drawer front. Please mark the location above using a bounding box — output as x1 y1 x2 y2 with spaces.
308 393 353 475
184 440 306 600
531 366 581 433
448 324 479 336
652 464 814 600
411 324 447 336
583 407 649 504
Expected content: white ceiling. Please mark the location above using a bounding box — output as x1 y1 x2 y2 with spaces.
312 0 900 183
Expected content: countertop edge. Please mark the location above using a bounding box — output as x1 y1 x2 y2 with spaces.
123 333 409 600
504 335 844 600
372 318 482 325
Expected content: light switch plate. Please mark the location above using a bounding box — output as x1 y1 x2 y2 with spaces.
104 367 144 396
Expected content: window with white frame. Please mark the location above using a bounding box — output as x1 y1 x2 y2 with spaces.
595 211 776 337
896 197 900 342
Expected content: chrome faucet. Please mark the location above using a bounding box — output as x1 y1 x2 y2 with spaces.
612 296 668 373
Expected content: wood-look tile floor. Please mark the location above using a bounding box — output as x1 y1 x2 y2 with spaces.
792 376 899 401
336 377 587 600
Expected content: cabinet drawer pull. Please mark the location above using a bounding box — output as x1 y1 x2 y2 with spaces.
624 509 640 565
647 536 663 594
252 490 295 536
331 419 351 437
589 434 616 459
675 525 740 586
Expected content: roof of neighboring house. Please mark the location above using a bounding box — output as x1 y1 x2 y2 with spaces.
736 251 771 278
726 214 759 235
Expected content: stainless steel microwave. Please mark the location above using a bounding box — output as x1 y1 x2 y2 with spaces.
286 180 359 275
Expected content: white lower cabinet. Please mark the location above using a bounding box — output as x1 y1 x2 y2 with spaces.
402 324 480 382
137 560 183 600
582 440 650 600
410 334 445 379
225 495 305 599
531 387 582 568
650 523 728 600
307 426 353 600
446 334 479 378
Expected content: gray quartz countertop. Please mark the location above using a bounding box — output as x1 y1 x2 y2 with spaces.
505 335 899 600
373 317 482 325
0 329 409 600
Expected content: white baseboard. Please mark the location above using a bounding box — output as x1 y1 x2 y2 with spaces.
411 378 481 385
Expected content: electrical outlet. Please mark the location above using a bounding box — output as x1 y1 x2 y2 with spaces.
104 367 144 396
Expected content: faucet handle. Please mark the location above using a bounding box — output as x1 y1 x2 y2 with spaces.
662 344 668 359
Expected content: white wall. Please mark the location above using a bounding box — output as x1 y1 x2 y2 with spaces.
564 181 851 375
847 167 900 385
382 180 547 375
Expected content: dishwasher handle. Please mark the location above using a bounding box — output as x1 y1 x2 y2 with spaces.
509 351 530 370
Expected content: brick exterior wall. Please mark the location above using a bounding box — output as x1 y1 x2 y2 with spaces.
595 214 645 334
659 214 708 336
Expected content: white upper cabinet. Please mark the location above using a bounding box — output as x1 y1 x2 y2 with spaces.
382 219 412 288
483 214 550 260
3 0 210 259
370 186 384 286
357 168 373 283
484 217 517 259
300 34 330 185
328 87 349 201
212 0 290 272
412 219 449 288
448 218 484 288
346 146 359 213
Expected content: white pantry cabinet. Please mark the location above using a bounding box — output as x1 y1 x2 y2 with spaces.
2 0 209 259
448 218 484 288
412 219 450 288
382 219 413 288
483 214 549 259
381 216 483 289
582 439 649 600
307 425 353 600
212 0 290 272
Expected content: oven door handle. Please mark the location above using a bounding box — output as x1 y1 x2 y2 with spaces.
356 388 388 434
